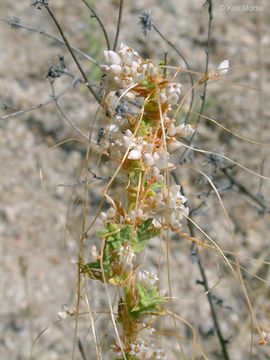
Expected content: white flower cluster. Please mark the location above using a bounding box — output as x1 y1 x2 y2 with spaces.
153 348 168 360
117 243 159 286
160 82 182 105
102 131 190 226
167 122 194 138
129 339 149 357
100 43 148 91
145 184 189 230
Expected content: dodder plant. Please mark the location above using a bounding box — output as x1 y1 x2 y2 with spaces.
81 44 196 359
2 1 270 360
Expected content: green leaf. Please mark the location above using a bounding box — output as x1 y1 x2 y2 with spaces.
97 223 118 239
140 80 155 89
137 218 159 242
97 229 108 237
137 284 167 307
131 237 148 253
137 218 153 233
141 228 159 241
130 284 167 318
86 260 100 269
150 182 164 189
111 240 121 251
130 219 160 253
120 225 132 241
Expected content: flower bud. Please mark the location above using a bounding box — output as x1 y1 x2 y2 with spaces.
128 149 142 160
110 64 122 74
143 153 155 167
107 50 121 65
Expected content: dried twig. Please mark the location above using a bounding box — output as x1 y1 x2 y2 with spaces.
1 78 79 120
178 177 231 360
0 16 99 66
77 339 88 360
81 0 111 50
195 0 213 127
220 167 269 214
179 0 213 163
113 0 124 51
172 167 231 359
49 80 89 141
44 5 100 103
152 22 195 124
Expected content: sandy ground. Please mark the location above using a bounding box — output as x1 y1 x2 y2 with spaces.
1 0 270 359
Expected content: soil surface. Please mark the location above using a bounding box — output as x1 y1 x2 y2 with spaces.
1 1 270 359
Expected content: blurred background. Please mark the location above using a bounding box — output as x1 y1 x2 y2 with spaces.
0 0 270 359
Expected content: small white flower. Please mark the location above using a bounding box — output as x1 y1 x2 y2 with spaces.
166 83 182 95
143 153 155 167
57 311 68 320
112 75 122 87
147 62 157 77
175 124 194 138
104 50 122 65
128 149 142 160
155 152 169 170
170 217 181 229
159 93 167 104
167 93 179 105
217 59 229 75
99 64 110 74
183 124 194 137
122 65 130 75
57 304 71 320
110 64 122 74
119 245 135 265
168 140 182 152
154 348 167 360
100 211 108 221
156 174 164 182
89 245 98 262
125 91 136 99
151 166 160 178
140 325 155 339
119 43 139 66
167 123 176 137
136 269 159 289
106 207 116 218
129 340 149 356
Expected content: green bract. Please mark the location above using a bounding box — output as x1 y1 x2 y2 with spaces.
130 283 167 319
86 220 159 281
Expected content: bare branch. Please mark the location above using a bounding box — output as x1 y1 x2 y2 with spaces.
1 77 79 120
152 22 195 124
195 0 213 127
44 5 100 103
177 176 231 360
220 167 269 214
113 0 124 51
49 80 89 141
179 0 213 163
0 16 99 66
81 0 111 50
77 339 88 360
